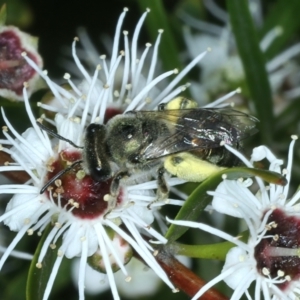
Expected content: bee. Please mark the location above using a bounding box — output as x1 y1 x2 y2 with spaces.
39 97 258 207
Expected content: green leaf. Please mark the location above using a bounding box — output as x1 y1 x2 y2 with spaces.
5 0 33 28
26 224 61 300
165 167 287 241
168 231 249 260
226 0 274 146
136 0 183 73
261 0 300 59
0 4 7 26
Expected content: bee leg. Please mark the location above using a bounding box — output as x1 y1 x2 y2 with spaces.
157 166 169 198
147 166 169 209
111 170 130 195
107 170 130 209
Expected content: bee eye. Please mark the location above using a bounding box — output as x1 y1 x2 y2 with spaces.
121 125 135 140
128 154 140 163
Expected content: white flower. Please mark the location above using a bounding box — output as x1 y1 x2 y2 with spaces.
0 7 247 300
180 0 300 107
24 8 211 122
169 135 300 299
0 8 211 299
0 84 185 299
72 257 162 298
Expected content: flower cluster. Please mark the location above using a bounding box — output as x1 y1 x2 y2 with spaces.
0 7 214 300
0 8 184 300
170 136 300 299
181 0 300 109
1 2 300 300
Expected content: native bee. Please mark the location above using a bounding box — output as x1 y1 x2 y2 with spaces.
40 97 258 205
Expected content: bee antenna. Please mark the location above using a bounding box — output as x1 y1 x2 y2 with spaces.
36 121 83 149
40 160 82 194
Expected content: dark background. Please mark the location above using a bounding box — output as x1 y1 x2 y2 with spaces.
5 0 181 75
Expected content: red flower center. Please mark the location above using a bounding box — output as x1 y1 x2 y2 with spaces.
44 149 123 219
255 208 300 290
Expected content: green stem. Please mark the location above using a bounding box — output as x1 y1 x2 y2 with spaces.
167 232 249 261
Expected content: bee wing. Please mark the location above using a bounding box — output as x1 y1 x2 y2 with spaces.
134 108 258 160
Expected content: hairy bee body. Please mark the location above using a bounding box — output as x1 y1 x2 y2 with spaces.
83 97 258 199
40 97 258 203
